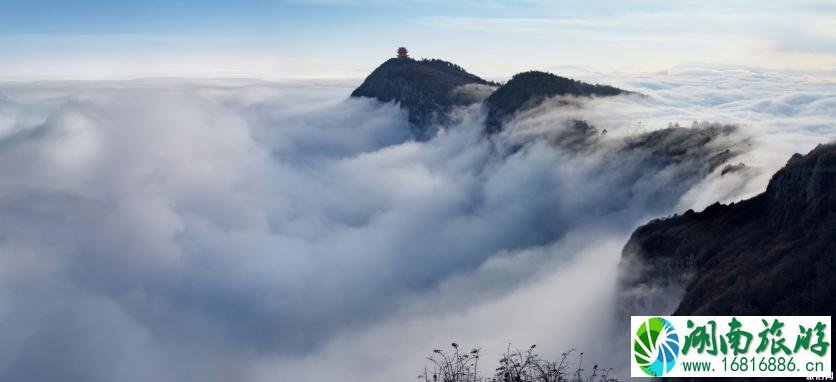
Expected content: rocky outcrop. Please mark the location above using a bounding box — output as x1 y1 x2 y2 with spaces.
619 143 836 316
484 71 625 133
351 60 630 139
351 58 495 139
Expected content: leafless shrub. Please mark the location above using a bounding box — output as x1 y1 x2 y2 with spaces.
420 343 482 382
420 343 618 382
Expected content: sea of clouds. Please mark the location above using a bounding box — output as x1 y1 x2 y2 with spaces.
0 66 833 381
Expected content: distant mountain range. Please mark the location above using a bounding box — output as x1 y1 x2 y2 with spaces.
620 143 835 315
350 57 626 138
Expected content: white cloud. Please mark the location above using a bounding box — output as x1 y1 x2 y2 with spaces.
0 67 833 381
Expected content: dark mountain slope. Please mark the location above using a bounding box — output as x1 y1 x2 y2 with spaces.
619 143 836 315
351 58 495 138
484 71 626 133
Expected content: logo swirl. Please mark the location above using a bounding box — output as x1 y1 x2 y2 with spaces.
633 317 680 376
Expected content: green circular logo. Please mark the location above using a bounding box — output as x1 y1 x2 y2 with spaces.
633 317 680 376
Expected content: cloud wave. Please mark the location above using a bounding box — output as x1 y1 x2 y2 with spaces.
0 67 833 381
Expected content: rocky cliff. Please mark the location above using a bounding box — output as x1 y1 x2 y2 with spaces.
619 143 836 316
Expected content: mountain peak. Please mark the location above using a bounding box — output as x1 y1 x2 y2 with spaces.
351 53 628 139
484 71 626 133
350 56 494 139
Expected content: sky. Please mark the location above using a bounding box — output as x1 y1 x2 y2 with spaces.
1 0 836 79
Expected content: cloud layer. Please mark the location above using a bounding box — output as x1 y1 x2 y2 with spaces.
0 67 833 381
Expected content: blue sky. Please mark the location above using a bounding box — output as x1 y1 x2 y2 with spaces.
1 0 835 79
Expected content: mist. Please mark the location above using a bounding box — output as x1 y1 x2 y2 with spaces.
0 66 833 381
